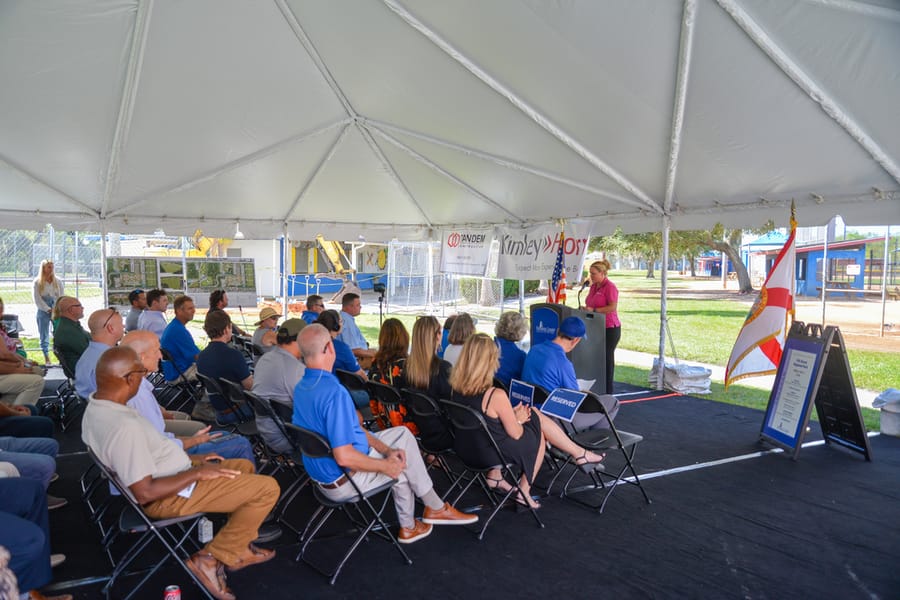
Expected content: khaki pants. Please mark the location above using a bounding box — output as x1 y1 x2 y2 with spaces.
0 373 44 406
143 459 279 566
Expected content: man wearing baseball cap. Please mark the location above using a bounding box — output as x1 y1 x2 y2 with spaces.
252 307 281 354
521 316 618 430
124 289 146 333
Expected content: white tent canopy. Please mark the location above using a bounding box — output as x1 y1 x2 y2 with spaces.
1 0 898 240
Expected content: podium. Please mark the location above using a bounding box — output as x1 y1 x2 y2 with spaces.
528 303 606 394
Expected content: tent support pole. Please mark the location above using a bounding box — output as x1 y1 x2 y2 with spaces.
821 226 829 324
100 223 108 306
663 0 697 214
657 215 671 390
881 226 890 337
283 224 290 317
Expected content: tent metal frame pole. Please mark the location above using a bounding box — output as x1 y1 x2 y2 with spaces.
717 0 900 187
281 124 351 222
657 215 671 390
821 228 829 324
100 223 108 306
0 154 98 215
363 118 646 210
101 0 153 218
283 223 290 317
881 226 890 337
663 0 697 214
108 120 347 218
381 0 663 215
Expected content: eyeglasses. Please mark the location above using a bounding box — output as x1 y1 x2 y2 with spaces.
102 308 118 329
122 367 149 382
322 340 332 354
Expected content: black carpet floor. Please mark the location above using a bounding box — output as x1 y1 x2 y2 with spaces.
43 387 900 599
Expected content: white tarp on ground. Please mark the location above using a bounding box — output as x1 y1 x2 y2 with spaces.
0 0 898 240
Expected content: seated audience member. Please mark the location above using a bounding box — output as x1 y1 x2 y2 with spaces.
251 307 281 354
209 290 249 338
137 289 168 338
160 295 201 383
493 311 528 388
0 435 63 504
196 310 254 423
0 296 27 359
82 346 279 600
0 404 55 439
450 334 605 509
521 316 619 430
399 316 453 451
336 293 376 368
315 310 368 409
122 331 254 464
368 319 413 431
437 314 457 359
75 308 125 399
368 318 409 387
300 294 325 325
251 319 306 454
124 289 146 332
51 297 90 373
0 478 72 600
442 313 475 366
293 324 477 544
0 339 44 409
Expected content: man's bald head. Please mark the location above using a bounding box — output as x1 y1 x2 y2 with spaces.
122 330 162 372
87 308 124 344
299 324 333 370
95 346 145 404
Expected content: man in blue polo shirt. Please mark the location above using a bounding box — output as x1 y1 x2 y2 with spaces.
160 295 201 383
293 324 477 544
336 293 376 369
521 316 618 430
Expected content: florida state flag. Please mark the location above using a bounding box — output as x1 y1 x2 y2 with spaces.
725 205 797 388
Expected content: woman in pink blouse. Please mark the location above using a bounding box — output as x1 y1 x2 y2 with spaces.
584 259 621 394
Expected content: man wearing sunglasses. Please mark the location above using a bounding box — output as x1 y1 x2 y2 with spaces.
52 296 90 373
74 308 125 399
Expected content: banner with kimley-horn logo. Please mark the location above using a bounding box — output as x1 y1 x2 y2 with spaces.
439 227 494 275
495 221 593 280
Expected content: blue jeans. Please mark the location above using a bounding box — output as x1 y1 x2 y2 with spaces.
0 436 58 489
187 433 256 468
36 308 52 355
0 478 51 591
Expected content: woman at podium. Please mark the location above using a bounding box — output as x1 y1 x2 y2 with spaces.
585 259 620 395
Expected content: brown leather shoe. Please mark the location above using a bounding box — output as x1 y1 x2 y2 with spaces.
421 502 478 525
397 520 432 544
226 544 276 571
28 591 73 600
185 552 236 600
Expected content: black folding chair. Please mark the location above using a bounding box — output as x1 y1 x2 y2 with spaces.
367 379 405 430
242 390 310 533
553 389 651 512
157 348 203 412
334 369 376 428
399 389 466 502
195 373 253 431
85 448 213 600
285 423 411 585
438 399 544 540
47 348 84 431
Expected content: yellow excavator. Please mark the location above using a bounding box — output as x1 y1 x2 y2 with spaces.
313 234 361 302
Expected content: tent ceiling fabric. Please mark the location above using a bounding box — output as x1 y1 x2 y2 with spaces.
1 0 898 240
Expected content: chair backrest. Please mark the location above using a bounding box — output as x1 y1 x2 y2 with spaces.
438 398 509 469
284 422 333 459
244 390 290 440
400 388 442 421
195 371 232 414
368 379 402 406
335 369 368 393
53 348 76 380
218 378 245 406
532 384 550 406
86 447 139 505
491 377 509 394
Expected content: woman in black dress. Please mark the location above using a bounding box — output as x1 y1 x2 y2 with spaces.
449 334 604 508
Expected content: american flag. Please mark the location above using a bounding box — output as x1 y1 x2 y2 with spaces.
547 230 567 304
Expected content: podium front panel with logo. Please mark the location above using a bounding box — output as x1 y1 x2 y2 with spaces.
528 304 606 394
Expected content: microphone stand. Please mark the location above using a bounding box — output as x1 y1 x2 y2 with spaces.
577 281 589 310
377 292 385 327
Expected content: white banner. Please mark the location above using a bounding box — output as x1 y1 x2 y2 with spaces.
439 227 493 275
496 222 592 280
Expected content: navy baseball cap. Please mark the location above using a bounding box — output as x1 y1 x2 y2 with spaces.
559 316 587 339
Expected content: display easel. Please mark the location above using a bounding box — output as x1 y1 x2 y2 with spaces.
760 321 871 461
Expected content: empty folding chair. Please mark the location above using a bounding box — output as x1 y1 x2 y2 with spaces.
85 448 213 600
438 399 544 540
285 423 411 585
554 390 651 512
48 348 84 430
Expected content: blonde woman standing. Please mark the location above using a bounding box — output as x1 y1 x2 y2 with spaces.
32 260 64 364
585 259 620 395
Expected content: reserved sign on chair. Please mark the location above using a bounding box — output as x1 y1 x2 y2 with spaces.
539 389 587 422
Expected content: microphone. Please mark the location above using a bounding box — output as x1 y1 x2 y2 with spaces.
577 279 589 310
580 278 590 290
